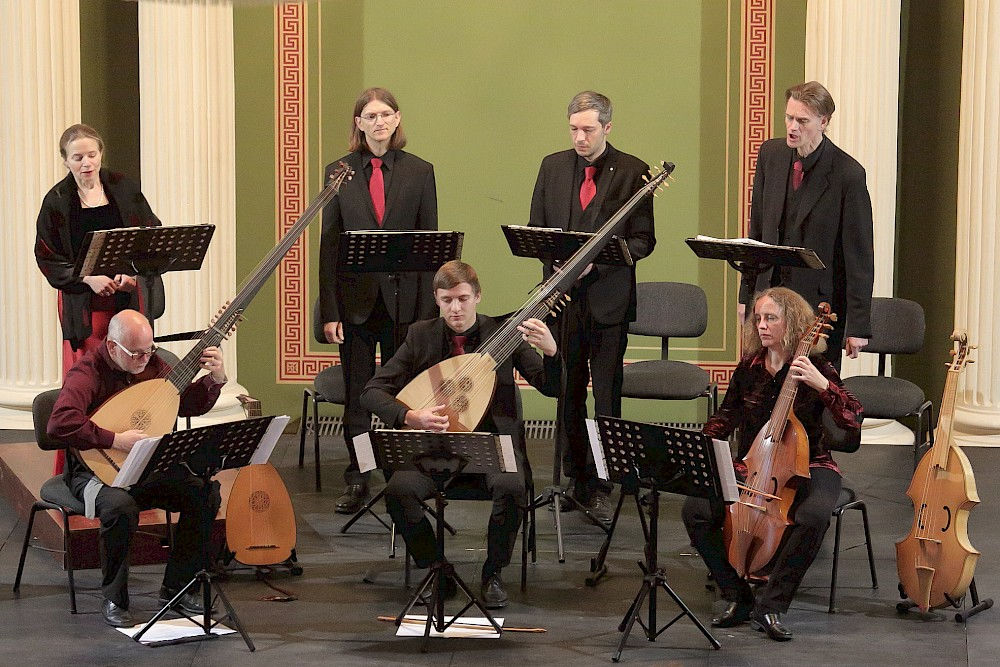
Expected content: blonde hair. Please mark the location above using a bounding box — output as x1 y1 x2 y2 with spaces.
59 123 104 158
742 287 828 359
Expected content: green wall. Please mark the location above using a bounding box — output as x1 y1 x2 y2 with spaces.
232 0 813 424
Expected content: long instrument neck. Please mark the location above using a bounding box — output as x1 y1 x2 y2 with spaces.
474 166 669 369
931 365 962 468
766 339 812 443
166 177 346 391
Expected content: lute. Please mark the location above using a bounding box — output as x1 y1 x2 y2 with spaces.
395 162 675 430
78 164 354 485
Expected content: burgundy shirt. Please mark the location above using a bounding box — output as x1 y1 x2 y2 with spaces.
48 342 223 451
704 349 863 477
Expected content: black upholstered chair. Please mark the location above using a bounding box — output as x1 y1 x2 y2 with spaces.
823 411 878 613
621 282 718 422
842 297 932 466
13 389 86 613
299 299 350 492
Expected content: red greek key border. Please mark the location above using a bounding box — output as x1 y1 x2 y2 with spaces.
274 4 338 383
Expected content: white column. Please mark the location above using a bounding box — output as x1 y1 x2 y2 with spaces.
953 0 1000 439
805 0 901 381
0 1 81 428
138 0 245 423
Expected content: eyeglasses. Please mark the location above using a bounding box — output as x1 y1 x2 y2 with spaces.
112 339 158 360
359 110 397 123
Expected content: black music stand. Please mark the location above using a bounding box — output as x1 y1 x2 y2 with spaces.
592 416 729 662
130 416 280 651
502 226 632 559
336 230 463 534
368 429 511 651
685 236 824 307
74 224 215 333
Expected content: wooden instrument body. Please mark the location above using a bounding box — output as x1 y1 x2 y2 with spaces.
395 352 498 432
79 378 181 485
226 462 296 566
725 411 812 578
896 333 980 612
896 440 980 612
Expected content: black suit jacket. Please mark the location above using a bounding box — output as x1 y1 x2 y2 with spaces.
528 144 655 324
319 149 437 326
742 137 874 338
360 314 561 461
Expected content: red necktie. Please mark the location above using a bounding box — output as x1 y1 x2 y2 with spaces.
792 159 804 191
370 157 385 225
450 335 467 357
580 165 597 210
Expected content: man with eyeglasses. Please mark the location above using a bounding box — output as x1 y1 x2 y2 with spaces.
528 91 656 523
319 87 438 514
48 309 228 627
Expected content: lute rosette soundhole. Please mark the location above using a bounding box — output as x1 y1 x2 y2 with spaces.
250 490 271 513
129 410 152 430
451 395 469 413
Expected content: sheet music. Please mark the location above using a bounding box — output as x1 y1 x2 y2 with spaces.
353 432 377 473
693 234 771 247
498 435 517 474
250 415 290 464
112 435 162 488
586 419 609 480
712 438 739 503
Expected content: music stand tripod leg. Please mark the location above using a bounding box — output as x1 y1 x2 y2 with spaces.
341 487 391 533
587 489 629 586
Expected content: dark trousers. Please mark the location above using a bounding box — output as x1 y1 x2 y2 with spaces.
681 466 841 614
556 289 628 493
71 471 221 609
385 470 524 580
341 293 398 487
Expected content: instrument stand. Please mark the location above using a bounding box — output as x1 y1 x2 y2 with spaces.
684 236 824 307
895 576 994 623
591 417 731 662
130 416 281 650
365 429 513 651
503 226 632 562
337 230 464 535
74 224 216 334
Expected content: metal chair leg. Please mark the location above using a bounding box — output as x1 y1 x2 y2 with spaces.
13 503 39 595
859 502 878 590
312 391 322 492
829 508 844 613
299 389 310 467
60 507 77 613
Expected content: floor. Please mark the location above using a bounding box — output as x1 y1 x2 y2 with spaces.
1 428 997 666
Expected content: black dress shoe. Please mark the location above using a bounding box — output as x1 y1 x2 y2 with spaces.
752 610 793 641
419 577 458 606
586 490 614 525
159 586 211 615
101 598 134 628
335 484 369 514
480 573 508 609
711 600 753 628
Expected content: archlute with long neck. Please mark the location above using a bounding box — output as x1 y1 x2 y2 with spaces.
395 161 674 431
79 164 354 485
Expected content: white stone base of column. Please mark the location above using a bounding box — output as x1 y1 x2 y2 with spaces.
860 418 915 446
954 405 1000 440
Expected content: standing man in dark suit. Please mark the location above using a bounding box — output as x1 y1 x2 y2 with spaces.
740 81 874 370
319 87 438 513
361 260 562 608
528 91 656 520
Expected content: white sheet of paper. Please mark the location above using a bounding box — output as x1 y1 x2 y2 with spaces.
712 438 740 503
586 419 609 480
694 234 771 247
250 415 290 464
353 432 377 473
498 435 517 474
117 615 235 643
111 435 162 488
395 615 503 638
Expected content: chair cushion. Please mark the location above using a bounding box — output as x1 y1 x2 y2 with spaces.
313 364 347 404
843 376 926 418
622 360 711 400
39 476 85 515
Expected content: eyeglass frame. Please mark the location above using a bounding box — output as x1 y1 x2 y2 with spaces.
111 339 158 361
357 110 398 123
